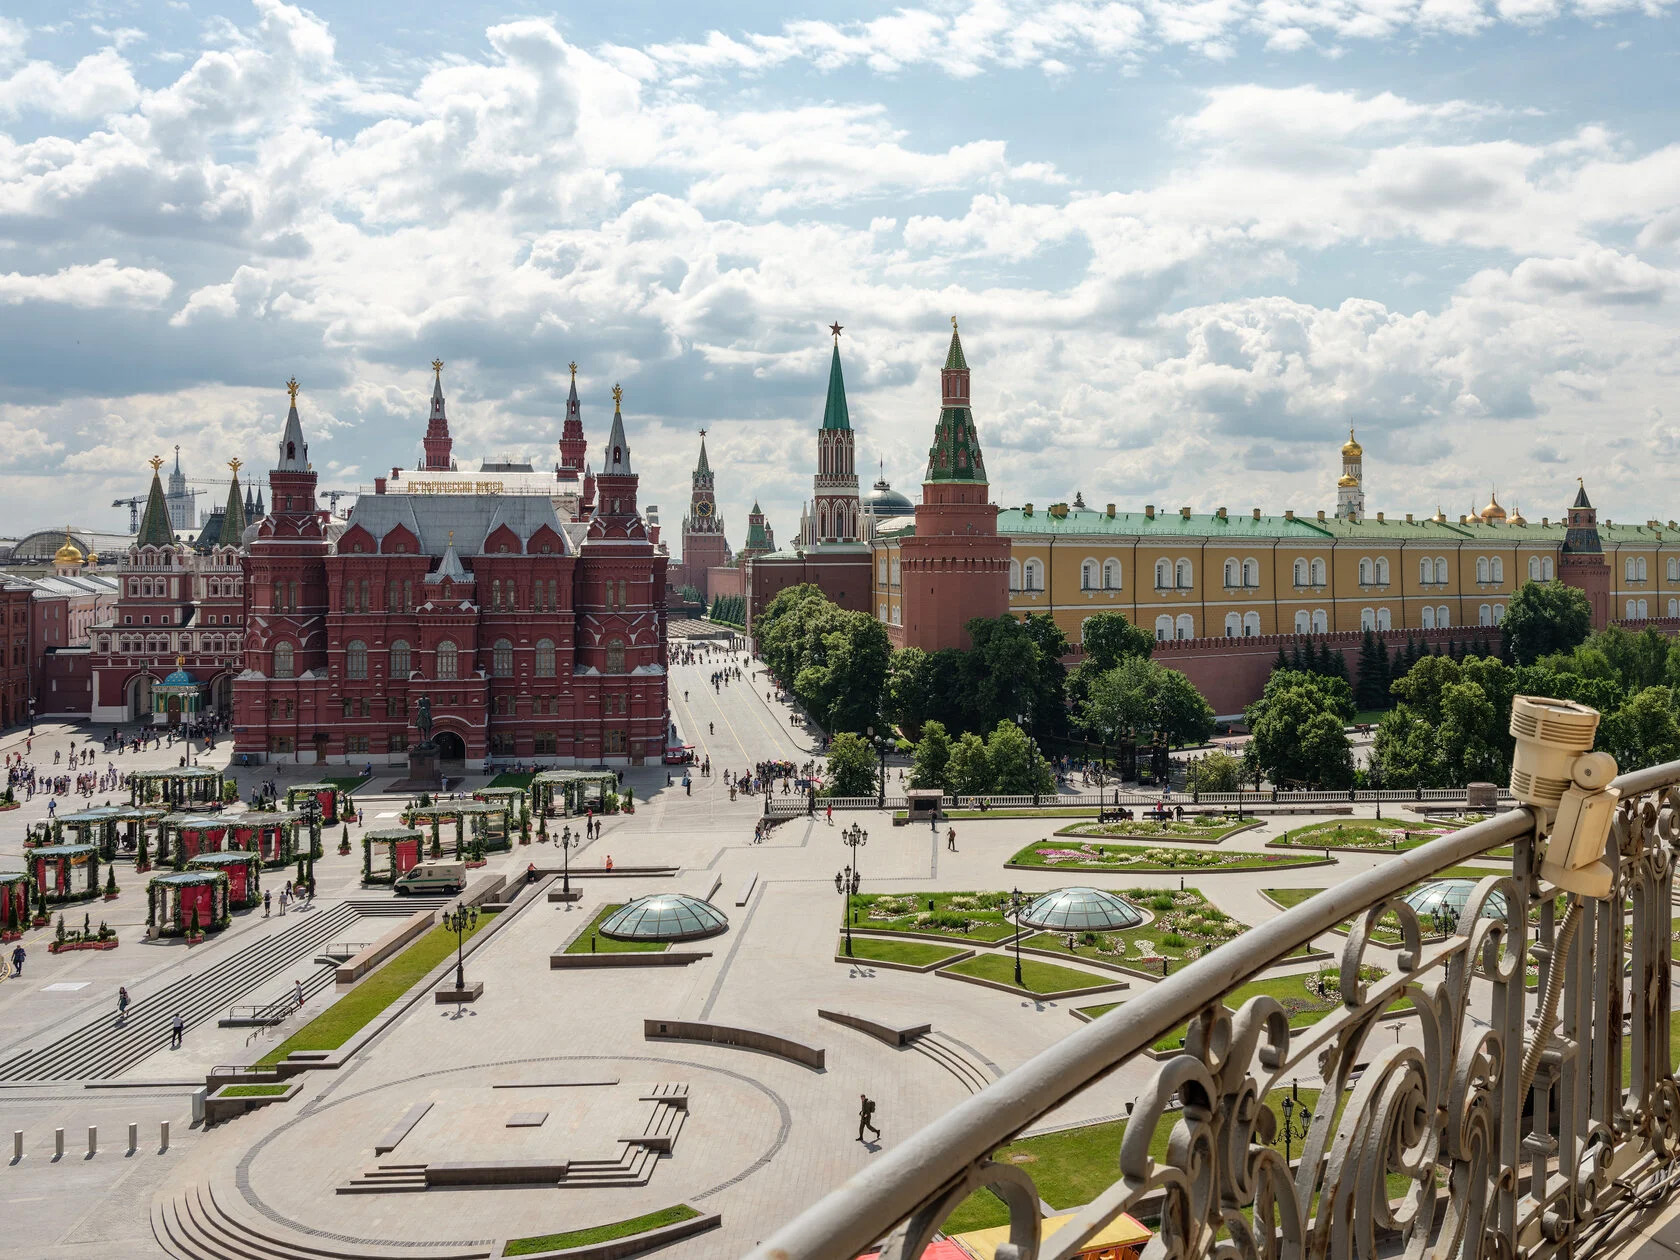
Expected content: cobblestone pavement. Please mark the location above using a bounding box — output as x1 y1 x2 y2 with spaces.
0 670 1518 1258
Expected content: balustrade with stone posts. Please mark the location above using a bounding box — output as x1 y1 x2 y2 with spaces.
749 710 1680 1260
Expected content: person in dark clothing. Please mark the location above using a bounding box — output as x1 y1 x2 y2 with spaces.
858 1093 880 1142
170 1013 185 1049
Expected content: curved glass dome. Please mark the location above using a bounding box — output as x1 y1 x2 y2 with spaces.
599 894 729 942
1401 878 1508 926
1019 886 1144 932
861 478 915 517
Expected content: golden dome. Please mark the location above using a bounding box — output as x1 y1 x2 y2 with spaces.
53 531 83 565
1480 492 1507 523
1508 503 1526 526
1337 473 1358 487
1430 506 1447 523
85 551 98 564
1341 427 1362 457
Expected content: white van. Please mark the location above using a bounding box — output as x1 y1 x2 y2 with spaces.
395 861 467 895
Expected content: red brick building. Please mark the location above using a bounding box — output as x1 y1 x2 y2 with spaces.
232 373 669 769
674 434 731 601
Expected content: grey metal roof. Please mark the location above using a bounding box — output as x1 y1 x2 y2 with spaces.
599 893 728 942
344 493 573 557
1019 886 1146 932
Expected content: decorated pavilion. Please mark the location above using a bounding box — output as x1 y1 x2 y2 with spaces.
29 844 100 904
129 766 225 809
156 813 229 866
187 851 262 909
146 870 229 936
286 782 344 824
224 810 308 866
53 805 165 859
530 770 617 816
152 658 206 728
1 870 32 936
403 801 513 856
362 828 425 884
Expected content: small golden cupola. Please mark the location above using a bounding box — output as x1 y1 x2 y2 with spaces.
1508 502 1526 526
1341 428 1363 457
53 530 84 574
1480 491 1507 523
1337 474 1358 488
1430 506 1447 523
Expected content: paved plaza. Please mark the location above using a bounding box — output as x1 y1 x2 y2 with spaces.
0 651 1531 1258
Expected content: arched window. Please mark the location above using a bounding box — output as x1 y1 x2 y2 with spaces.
1155 615 1173 641
1492 604 1505 624
1490 557 1503 583
1224 559 1238 587
535 638 555 678
491 580 502 611
1311 608 1328 633
1024 560 1042 591
1476 557 1489 583
1309 558 1326 586
1627 598 1639 619
1435 556 1448 582
360 579 370 611
1294 559 1308 586
1638 557 1649 581
346 639 367 679
1009 559 1021 590
1669 558 1679 582
878 558 888 584
1155 560 1171 589
1375 557 1389 584
1175 613 1194 639
1243 559 1258 587
1082 561 1095 591
1361 607 1375 631
492 638 513 678
1436 605 1450 628
1479 604 1492 626
1421 605 1436 629
1224 611 1240 637
1103 560 1120 590
1175 559 1192 589
1670 599 1679 618
390 640 411 677
388 580 400 609
1376 607 1391 630
1638 598 1650 619
1294 610 1310 633
889 558 900 584
436 640 458 680
1420 557 1434 584
1528 556 1541 581
273 642 294 679
1542 556 1554 580
605 638 627 673
1243 611 1261 636
1358 558 1372 585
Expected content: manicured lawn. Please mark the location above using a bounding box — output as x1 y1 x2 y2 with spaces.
1026 887 1293 978
324 775 370 792
1013 838 1311 873
1272 818 1506 857
1150 970 1414 1052
563 904 667 953
1075 1001 1121 1019
895 807 1104 822
1264 866 1523 943
839 936 966 967
1058 817 1242 843
256 912 499 1066
850 891 1019 941
944 951 1109 995
488 772 537 790
943 1088 1325 1234
503 1205 700 1256
217 1083 290 1097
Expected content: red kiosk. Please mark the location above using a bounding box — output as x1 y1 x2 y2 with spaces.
362 828 424 885
1 871 31 938
28 844 100 905
224 811 306 867
187 851 262 909
157 814 230 865
146 870 229 937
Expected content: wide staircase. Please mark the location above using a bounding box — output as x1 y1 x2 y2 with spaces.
908 1032 995 1095
153 1178 494 1260
0 904 362 1081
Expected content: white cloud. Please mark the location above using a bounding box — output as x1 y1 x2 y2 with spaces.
0 259 173 308
0 49 140 119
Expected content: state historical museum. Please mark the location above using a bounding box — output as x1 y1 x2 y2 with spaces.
232 365 670 768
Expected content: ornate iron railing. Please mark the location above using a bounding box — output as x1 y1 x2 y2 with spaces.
749 759 1680 1260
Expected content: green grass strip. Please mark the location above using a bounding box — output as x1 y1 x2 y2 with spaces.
944 951 1110 995
217 1083 290 1097
504 1205 700 1255
838 936 965 966
488 772 537 789
323 775 371 792
563 904 668 953
256 912 499 1066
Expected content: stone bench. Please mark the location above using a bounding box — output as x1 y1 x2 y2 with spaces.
735 872 758 906
374 1102 433 1155
425 1160 568 1187
818 1008 931 1047
643 1018 824 1070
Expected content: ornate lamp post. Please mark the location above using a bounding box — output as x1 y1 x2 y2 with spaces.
1009 887 1028 987
445 903 479 994
559 824 577 898
1280 1094 1311 1164
864 725 889 808
841 823 867 955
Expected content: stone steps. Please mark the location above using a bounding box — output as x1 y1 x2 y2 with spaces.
909 1032 993 1095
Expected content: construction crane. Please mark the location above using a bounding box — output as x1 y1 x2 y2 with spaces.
321 490 355 513
112 496 145 532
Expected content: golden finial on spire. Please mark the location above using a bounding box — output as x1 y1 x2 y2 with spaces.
148 455 164 473
285 376 300 405
432 358 444 380
568 361 578 382
447 530 454 546
228 457 242 476
951 315 958 330
612 383 623 411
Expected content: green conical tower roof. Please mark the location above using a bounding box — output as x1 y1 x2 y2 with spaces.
925 323 986 484
218 464 247 548
135 460 176 549
744 501 771 551
820 343 851 431
944 326 968 370
694 434 711 477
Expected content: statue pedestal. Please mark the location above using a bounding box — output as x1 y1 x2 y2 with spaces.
406 744 442 790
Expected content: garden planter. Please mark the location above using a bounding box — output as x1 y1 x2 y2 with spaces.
31 915 50 928
465 859 488 869
0 930 20 943
104 892 120 901
338 843 351 856
49 939 118 953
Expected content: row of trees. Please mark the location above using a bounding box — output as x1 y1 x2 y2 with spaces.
707 593 746 626
755 585 892 736
907 720 1056 796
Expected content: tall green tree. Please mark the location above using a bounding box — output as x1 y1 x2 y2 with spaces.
1599 686 1680 771
1243 670 1356 788
1069 612 1155 713
1500 581 1593 665
947 732 992 796
824 733 879 797
1080 657 1215 747
984 721 1056 794
909 721 952 791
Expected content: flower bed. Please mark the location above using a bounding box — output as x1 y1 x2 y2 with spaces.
848 891 1019 942
1057 818 1245 843
50 938 119 953
1011 839 1316 874
1269 818 1498 853
1149 967 1415 1052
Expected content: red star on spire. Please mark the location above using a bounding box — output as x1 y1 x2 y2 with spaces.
829 321 843 340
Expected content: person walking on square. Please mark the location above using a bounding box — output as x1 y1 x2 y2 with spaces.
11 942 25 976
947 827 957 852
263 889 271 917
170 1012 185 1050
858 1093 880 1142
117 986 130 1023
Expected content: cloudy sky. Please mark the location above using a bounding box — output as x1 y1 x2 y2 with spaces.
1 0 1676 549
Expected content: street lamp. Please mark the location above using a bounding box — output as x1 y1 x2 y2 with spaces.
559 824 577 898
445 903 479 993
864 725 889 809
841 823 867 956
1008 887 1028 987
1280 1095 1312 1164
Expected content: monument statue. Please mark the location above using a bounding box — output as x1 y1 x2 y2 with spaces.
416 695 434 746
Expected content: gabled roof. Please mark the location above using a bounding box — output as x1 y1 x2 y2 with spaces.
343 494 573 557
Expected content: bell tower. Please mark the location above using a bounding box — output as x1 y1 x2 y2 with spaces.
681 431 730 600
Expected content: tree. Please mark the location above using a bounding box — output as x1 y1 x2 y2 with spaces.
909 721 952 791
1500 581 1592 665
1186 750 1244 794
961 615 1067 736
1354 630 1391 711
947 732 992 796
984 721 1056 795
1600 686 1680 771
1070 613 1155 712
824 733 878 797
885 647 934 734
1244 671 1356 788
1081 657 1215 747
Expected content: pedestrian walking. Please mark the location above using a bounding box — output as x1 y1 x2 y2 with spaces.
263 889 272 917
170 1013 185 1050
294 980 305 1011
947 827 957 852
10 942 25 976
826 803 833 826
858 1093 881 1142
118 986 130 1022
